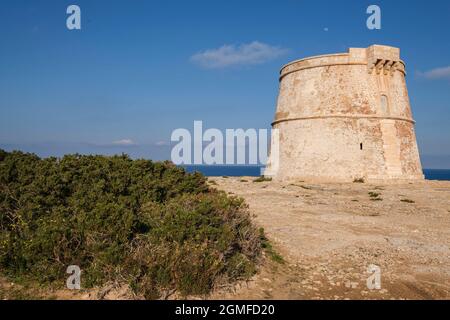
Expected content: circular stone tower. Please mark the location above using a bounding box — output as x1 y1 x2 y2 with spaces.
264 45 424 182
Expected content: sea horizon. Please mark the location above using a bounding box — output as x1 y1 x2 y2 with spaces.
183 165 450 181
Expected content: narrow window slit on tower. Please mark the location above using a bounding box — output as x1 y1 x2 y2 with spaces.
360 143 363 150
381 95 389 115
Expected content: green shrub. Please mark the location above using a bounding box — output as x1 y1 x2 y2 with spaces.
0 150 261 298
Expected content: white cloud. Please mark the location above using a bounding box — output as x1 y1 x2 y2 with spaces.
420 66 450 80
191 41 289 69
155 140 169 146
112 139 137 146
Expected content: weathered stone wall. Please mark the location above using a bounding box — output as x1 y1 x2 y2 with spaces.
265 45 423 182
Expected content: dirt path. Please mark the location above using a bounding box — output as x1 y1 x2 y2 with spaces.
210 177 450 300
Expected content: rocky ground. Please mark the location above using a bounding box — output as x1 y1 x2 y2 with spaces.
209 177 450 300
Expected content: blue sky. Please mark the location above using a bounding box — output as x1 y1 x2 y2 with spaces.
0 0 449 168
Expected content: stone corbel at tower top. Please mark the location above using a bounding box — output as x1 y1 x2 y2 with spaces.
383 60 394 75
375 59 386 75
390 61 403 76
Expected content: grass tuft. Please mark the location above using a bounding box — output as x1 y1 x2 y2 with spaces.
258 228 284 264
253 176 272 183
369 191 383 201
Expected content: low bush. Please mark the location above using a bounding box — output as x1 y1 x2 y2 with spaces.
0 150 261 298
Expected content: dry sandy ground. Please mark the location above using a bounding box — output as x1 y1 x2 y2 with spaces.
209 177 450 300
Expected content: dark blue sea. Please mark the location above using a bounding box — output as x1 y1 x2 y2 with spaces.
423 169 450 181
183 166 450 181
183 165 263 177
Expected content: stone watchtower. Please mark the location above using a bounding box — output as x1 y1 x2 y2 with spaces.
265 45 424 182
